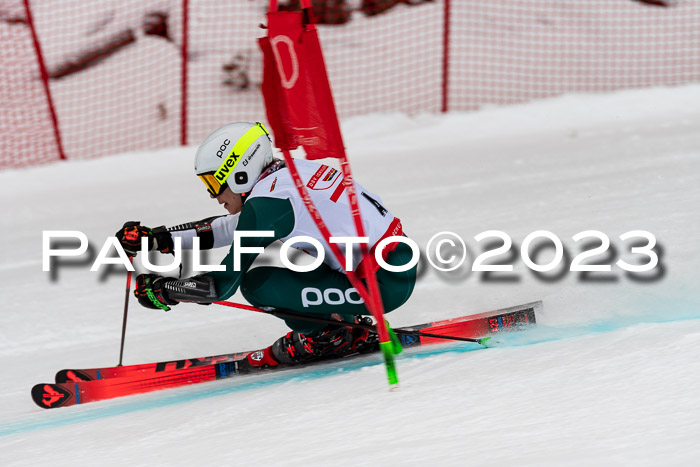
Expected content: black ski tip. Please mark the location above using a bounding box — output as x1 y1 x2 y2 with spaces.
55 369 70 384
55 369 93 384
31 383 73 409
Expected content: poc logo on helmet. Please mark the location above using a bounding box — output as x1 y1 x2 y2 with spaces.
216 139 231 158
301 287 364 308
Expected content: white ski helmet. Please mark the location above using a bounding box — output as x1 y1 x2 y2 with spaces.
194 122 273 196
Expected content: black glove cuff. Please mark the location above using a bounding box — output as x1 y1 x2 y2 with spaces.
152 226 175 254
158 282 179 305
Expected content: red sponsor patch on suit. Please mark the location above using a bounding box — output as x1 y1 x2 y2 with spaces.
330 177 346 202
307 165 341 190
307 164 329 189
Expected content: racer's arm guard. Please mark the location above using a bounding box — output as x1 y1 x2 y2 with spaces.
168 214 239 250
164 275 218 304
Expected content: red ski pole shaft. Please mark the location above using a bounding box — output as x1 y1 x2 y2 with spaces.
118 257 134 366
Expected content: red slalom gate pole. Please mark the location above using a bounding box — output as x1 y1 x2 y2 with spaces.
260 2 400 386
117 258 134 366
280 149 400 385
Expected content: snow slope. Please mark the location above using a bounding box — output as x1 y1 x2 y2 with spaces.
1 84 699 466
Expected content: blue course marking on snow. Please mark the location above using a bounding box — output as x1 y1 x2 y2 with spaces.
485 313 700 349
0 344 483 438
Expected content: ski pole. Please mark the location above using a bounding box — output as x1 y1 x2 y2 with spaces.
117 257 134 366
214 300 489 345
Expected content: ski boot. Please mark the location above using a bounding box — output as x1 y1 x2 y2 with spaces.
351 315 379 354
270 325 354 364
242 316 378 370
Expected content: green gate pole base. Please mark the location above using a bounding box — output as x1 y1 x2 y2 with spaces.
385 320 403 355
379 340 399 386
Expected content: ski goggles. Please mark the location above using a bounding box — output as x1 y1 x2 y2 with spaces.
198 172 228 197
197 122 270 197
197 175 250 203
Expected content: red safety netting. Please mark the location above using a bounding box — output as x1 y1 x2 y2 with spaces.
2 0 699 169
0 0 60 168
1 0 185 167
448 0 700 111
185 1 265 143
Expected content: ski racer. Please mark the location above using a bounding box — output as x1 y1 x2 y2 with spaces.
116 122 416 369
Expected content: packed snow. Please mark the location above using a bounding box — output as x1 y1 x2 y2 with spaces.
1 84 700 466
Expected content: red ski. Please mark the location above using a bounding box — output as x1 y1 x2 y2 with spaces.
33 301 540 409
34 362 240 409
55 351 252 384
56 301 539 384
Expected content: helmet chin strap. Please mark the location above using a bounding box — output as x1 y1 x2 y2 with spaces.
239 191 250 204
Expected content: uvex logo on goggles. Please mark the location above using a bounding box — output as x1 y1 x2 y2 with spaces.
213 123 269 185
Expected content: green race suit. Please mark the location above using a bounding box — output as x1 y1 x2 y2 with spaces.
205 196 416 333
